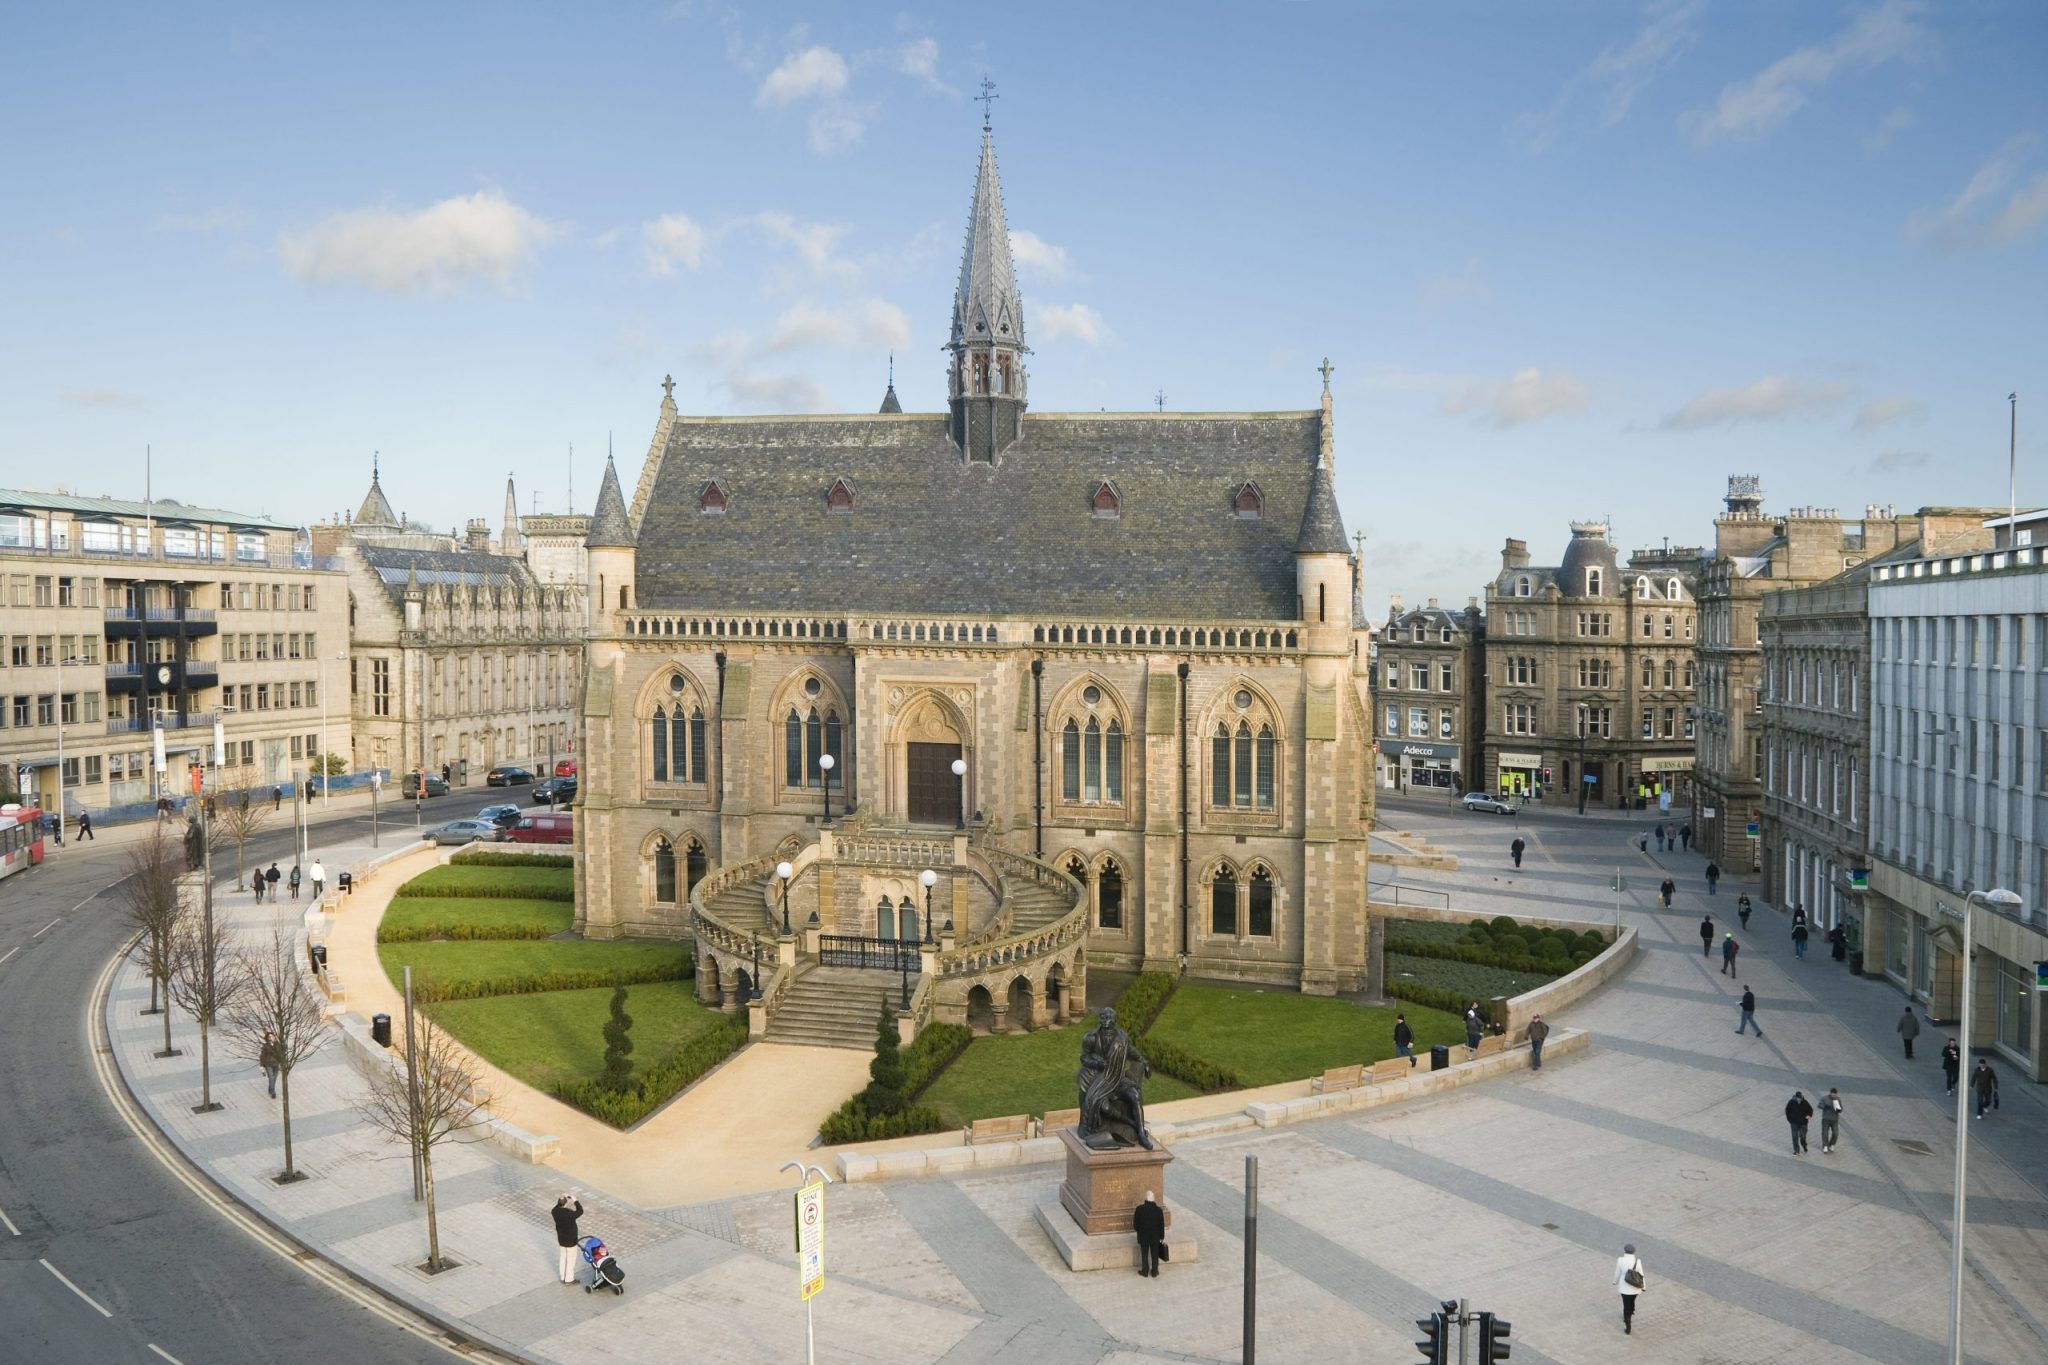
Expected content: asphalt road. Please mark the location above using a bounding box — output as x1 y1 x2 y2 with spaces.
0 802 473 1365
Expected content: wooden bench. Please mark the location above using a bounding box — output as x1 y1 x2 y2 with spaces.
1038 1108 1081 1137
1310 1064 1366 1094
318 969 347 1003
1370 1056 1414 1083
1473 1035 1506 1059
966 1114 1031 1145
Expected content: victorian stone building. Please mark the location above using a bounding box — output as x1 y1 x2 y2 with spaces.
1371 597 1484 792
575 122 1376 1038
1480 523 1698 809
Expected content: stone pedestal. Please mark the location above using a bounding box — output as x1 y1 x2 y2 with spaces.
1034 1128 1199 1271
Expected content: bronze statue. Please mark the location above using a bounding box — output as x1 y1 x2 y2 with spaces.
1076 1006 1153 1150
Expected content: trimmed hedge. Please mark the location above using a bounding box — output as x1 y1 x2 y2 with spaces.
393 864 575 902
1140 1034 1245 1093
1385 979 1470 1015
1112 972 1177 1036
818 1023 970 1144
451 848 575 870
376 897 574 943
904 1023 973 1100
550 1015 749 1127
395 945 693 1003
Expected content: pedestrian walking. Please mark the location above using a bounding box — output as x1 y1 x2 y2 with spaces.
1637 831 1649 852
259 1031 281 1099
264 862 281 898
1792 921 1810 959
1785 1090 1814 1154
1791 905 1807 930
75 810 94 841
1942 1039 1962 1094
272 785 282 811
1896 1006 1919 1059
1133 1192 1167 1277
1464 1002 1484 1052
309 859 326 898
1699 915 1715 956
1737 985 1762 1036
251 867 265 902
1737 893 1752 928
551 1193 584 1283
440 762 452 785
1704 862 1720 895
1510 837 1525 869
1721 934 1740 977
1654 824 1666 851
1679 825 1692 850
1818 1088 1843 1153
1393 1012 1414 1062
288 864 302 901
1528 1014 1550 1070
1828 924 1847 961
1660 876 1675 908
1614 1244 1646 1334
1974 1060 2000 1118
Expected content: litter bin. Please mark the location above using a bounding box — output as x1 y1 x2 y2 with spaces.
309 942 328 974
372 1013 393 1048
337 870 354 895
1429 1043 1451 1071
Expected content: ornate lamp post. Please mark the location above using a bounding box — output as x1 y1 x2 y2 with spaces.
776 859 795 936
951 756 968 830
750 934 764 1001
920 868 938 945
899 932 912 1010
818 752 835 826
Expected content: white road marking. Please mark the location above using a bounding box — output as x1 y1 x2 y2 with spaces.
0 946 19 967
33 917 62 937
0 1206 19 1235
39 1259 112 1317
148 1345 186 1365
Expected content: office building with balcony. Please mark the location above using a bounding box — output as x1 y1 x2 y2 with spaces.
1371 596 1484 792
0 487 351 820
1863 532 2048 1081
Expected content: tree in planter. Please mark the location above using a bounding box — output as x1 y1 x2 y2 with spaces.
121 826 186 1053
354 1015 493 1273
214 792 273 886
223 929 331 1182
167 896 241 1113
600 980 635 1092
861 1001 906 1116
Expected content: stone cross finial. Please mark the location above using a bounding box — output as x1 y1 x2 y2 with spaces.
1318 357 1334 393
661 374 675 402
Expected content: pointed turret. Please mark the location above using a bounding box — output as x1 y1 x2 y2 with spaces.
355 453 399 529
946 115 1029 463
585 454 636 631
879 354 903 413
501 474 521 553
585 456 633 549
1296 363 1353 639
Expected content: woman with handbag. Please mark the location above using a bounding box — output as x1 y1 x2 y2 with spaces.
1614 1243 1646 1334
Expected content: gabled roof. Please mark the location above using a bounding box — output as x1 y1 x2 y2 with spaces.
585 456 634 548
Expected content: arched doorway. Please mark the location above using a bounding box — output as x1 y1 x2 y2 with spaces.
897 896 919 942
1006 976 1034 1032
966 985 994 1034
894 694 966 825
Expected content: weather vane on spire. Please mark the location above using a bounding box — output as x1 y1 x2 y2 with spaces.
1318 357 1334 394
977 77 998 129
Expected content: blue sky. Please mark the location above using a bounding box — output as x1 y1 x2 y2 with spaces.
5 1 2045 611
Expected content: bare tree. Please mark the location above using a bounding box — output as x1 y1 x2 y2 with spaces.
214 792 273 885
222 929 331 1182
166 900 241 1114
121 826 186 1054
355 1015 493 1272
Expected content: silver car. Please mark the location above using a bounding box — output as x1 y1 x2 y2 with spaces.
425 818 498 846
1460 792 1515 815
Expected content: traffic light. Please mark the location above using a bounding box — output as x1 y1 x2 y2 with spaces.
1413 1311 1447 1365
1478 1311 1512 1360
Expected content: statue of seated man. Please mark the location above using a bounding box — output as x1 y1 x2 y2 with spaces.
1076 1006 1154 1150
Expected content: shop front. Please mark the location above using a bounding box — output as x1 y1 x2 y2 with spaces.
1383 740 1461 792
1639 755 1694 815
1495 750 1541 800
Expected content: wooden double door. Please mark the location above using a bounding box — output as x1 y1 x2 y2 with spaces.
906 742 963 826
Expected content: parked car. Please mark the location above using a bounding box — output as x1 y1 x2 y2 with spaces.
486 765 535 787
553 758 578 778
476 803 522 832
532 776 578 805
507 812 574 845
402 771 449 799
424 818 497 846
1460 792 1515 815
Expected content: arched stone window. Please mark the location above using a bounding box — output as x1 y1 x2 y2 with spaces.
1098 857 1124 931
784 702 843 789
653 838 677 903
1055 682 1127 809
1247 864 1275 937
1586 567 1603 596
1209 864 1237 936
649 672 709 786
1209 686 1278 812
898 896 919 942
1516 575 1532 597
876 897 897 940
685 838 707 896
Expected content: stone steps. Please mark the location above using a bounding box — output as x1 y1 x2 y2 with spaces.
762 969 902 1050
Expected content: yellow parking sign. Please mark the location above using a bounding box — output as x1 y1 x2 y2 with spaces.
795 1180 826 1300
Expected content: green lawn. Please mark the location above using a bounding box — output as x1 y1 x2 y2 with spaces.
919 1021 1199 1128
392 863 574 901
377 897 575 942
1385 953 1557 1000
429 982 724 1094
378 939 690 1000
1147 985 1468 1086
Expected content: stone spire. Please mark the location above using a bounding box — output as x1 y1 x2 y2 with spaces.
1298 367 1349 554
947 116 1028 463
501 473 521 553
355 452 398 529
879 353 903 413
585 455 633 549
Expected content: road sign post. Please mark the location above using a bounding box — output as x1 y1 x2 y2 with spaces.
794 1175 826 1365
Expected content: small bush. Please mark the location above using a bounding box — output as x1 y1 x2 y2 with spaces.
1576 930 1611 956
394 864 574 902
1488 916 1521 936
550 1015 748 1127
1386 980 1469 1015
1113 972 1177 1037
815 1022 972 1143
863 1003 907 1116
817 1101 949 1145
1532 935 1568 960
451 849 575 869
1494 933 1529 957
1141 1035 1244 1093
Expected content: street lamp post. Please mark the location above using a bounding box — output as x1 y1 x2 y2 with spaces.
920 868 938 945
818 752 835 826
951 756 968 830
52 653 86 843
1943 886 2023 1365
776 860 795 936
750 934 764 1002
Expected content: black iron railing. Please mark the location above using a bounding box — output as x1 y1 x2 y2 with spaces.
818 935 921 973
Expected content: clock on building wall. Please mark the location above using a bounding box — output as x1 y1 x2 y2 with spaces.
156 665 172 686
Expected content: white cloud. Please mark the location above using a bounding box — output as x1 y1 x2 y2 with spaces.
1512 0 1703 152
721 372 835 412
61 387 145 411
1440 368 1590 427
1418 258 1491 314
1866 104 1916 151
1852 394 1924 432
1683 0 1927 146
760 299 909 354
1034 302 1109 345
1660 377 1852 430
642 212 709 275
1866 450 1931 473
807 103 871 153
895 37 955 96
756 45 849 106
1906 135 2048 250
278 189 557 294
1009 229 1074 281
752 211 861 284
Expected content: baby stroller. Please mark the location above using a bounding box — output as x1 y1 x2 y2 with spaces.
579 1235 625 1295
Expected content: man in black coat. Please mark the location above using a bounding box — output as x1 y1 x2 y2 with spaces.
1510 837 1525 869
1132 1192 1166 1277
1392 1013 1415 1063
552 1193 584 1283
1699 915 1715 956
1785 1091 1814 1155
264 862 282 897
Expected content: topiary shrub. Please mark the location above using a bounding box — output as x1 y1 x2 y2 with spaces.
862 1002 907 1116
1577 930 1610 956
1532 935 1568 960
600 981 635 1093
1489 916 1521 936
549 1015 748 1127
1493 933 1529 958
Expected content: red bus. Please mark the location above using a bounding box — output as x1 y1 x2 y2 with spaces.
0 804 47 882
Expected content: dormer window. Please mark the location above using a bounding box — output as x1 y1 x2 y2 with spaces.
1667 577 1682 600
1516 576 1532 597
1586 568 1603 596
698 482 728 515
1233 482 1264 520
825 479 854 514
1090 481 1121 519
1636 576 1650 598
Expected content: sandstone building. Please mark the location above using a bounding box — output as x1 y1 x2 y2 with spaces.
1371 597 1484 792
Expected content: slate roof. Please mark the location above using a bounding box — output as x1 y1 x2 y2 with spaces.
358 545 539 607
633 411 1327 619
586 457 633 548
951 129 1025 350
1295 464 1349 553
356 470 399 528
879 383 903 414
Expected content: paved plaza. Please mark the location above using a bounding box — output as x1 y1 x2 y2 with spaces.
102 795 2048 1364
